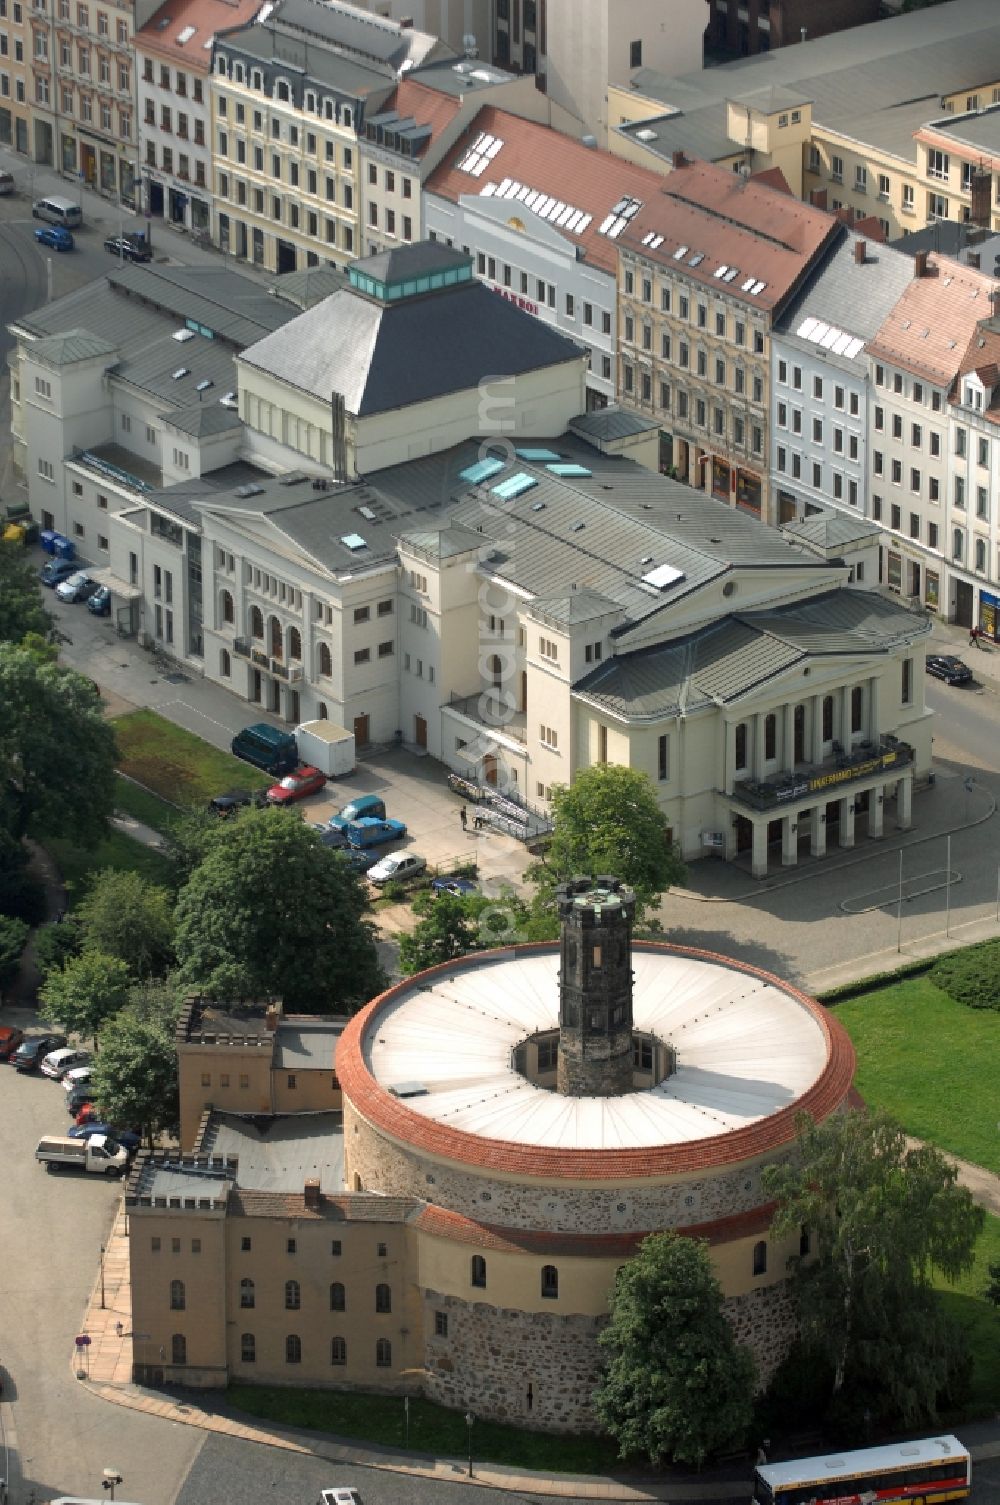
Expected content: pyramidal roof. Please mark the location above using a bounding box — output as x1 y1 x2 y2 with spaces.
30 328 118 366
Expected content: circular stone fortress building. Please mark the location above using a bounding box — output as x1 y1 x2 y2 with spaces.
337 878 855 1433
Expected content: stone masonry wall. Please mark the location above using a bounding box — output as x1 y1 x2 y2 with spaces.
345 1100 783 1232
723 1279 799 1391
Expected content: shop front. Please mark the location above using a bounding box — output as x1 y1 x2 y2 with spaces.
978 587 1000 642
712 456 730 501
736 467 762 516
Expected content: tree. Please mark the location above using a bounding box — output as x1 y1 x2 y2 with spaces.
537 765 685 913
77 869 175 978
0 828 47 923
0 915 30 994
595 1232 755 1467
763 1110 984 1428
0 644 116 847
173 810 383 1011
0 538 53 647
32 917 84 978
399 888 559 975
88 1002 179 1143
986 1262 1000 1307
40 950 132 1047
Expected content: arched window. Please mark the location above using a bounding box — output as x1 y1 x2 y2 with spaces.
330 1282 345 1311
170 1279 185 1310
375 1337 391 1368
375 1283 391 1313
331 1335 346 1365
470 1255 486 1288
241 1332 256 1362
976 538 987 572
249 605 264 639
221 589 234 624
171 1333 186 1364
752 1240 767 1276
953 528 965 561
318 641 332 677
220 648 231 679
541 1265 558 1299
240 1278 255 1309
285 1279 300 1310
269 615 282 659
317 702 328 719
285 1333 301 1363
288 624 302 661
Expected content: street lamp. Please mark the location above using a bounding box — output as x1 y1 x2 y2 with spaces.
465 1411 474 1478
403 1393 409 1448
102 1471 123 1502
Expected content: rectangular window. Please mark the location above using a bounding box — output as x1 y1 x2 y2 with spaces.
657 734 669 782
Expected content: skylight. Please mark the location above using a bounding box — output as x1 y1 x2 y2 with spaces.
171 367 189 380
599 196 643 240
358 505 377 521
642 563 684 590
673 245 689 260
492 472 537 501
341 533 368 550
547 463 592 478
459 456 504 485
176 24 195 43
516 448 560 461
172 329 195 343
196 378 213 391
457 131 503 176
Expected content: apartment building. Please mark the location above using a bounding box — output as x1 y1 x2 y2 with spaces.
705 0 878 60
494 0 705 144
865 250 998 621
209 0 454 270
424 105 669 407
0 0 31 153
27 0 137 194
135 0 261 234
616 156 836 522
608 0 1000 243
769 230 914 528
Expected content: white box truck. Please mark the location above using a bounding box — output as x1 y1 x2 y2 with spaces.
295 720 355 778
36 1133 130 1175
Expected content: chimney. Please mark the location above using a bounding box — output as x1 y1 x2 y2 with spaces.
914 249 929 279
968 250 981 269
809 187 827 210
671 150 686 169
854 239 867 266
304 1178 322 1210
265 1003 280 1031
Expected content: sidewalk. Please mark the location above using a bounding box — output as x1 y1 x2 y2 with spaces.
76 1208 1000 1501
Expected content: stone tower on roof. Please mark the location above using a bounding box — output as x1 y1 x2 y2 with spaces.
556 875 636 1096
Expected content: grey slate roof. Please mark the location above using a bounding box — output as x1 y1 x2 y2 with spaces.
219 1 397 97
267 264 350 309
576 589 930 721
401 522 484 559
275 1019 344 1069
161 400 242 438
200 1111 345 1194
920 104 1000 157
617 110 737 168
892 220 1000 269
407 55 518 98
783 513 880 549
30 329 118 366
569 407 661 442
775 230 916 372
530 588 621 625
285 0 441 71
106 262 295 345
240 276 585 417
354 239 471 284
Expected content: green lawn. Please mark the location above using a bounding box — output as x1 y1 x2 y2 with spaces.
835 977 1000 1174
113 709 269 807
46 827 175 900
934 1212 1000 1417
227 1385 619 1474
113 774 185 835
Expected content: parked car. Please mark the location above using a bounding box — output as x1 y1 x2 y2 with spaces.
34 223 74 251
103 232 151 263
368 852 427 886
328 794 386 831
13 1033 67 1071
55 570 99 603
208 788 267 816
318 1491 362 1505
311 822 348 849
39 558 77 588
343 817 406 850
62 1065 93 1093
925 654 973 685
337 847 381 874
0 1025 25 1061
266 765 327 805
87 584 112 616
68 1121 141 1152
66 1084 96 1116
40 1047 90 1080
74 1100 99 1125
0 170 15 195
431 874 478 897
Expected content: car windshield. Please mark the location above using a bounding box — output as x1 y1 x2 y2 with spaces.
341 803 363 820
279 777 297 790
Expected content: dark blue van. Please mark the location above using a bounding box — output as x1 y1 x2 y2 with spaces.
231 723 297 775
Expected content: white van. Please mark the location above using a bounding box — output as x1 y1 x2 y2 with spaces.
32 194 83 229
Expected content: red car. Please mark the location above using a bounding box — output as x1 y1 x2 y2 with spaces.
266 765 327 805
0 1026 25 1061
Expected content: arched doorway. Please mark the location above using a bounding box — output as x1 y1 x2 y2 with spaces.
483 754 498 786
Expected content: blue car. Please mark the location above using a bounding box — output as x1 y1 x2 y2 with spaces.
35 224 74 251
343 816 406 850
68 1122 141 1151
40 558 78 588
87 584 112 616
431 875 478 897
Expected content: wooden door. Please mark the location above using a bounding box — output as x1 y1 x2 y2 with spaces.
354 714 370 747
414 715 427 749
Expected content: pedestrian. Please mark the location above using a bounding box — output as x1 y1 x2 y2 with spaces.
970 626 982 649
459 805 467 830
115 1320 124 1338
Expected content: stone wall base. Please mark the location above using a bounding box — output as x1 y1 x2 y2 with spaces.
723 1280 798 1391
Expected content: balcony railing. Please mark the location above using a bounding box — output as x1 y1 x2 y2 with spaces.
233 637 250 658
732 737 913 813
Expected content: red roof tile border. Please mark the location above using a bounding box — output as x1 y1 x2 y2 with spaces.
414 1199 778 1257
135 0 266 69
337 941 856 1181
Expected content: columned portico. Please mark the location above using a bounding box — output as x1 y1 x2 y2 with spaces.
897 776 913 830
781 814 798 866
810 804 827 858
869 786 885 839
839 795 855 849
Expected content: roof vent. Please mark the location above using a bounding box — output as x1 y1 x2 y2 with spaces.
358 505 377 520
172 329 195 343
196 378 213 391
171 367 189 380
389 1081 428 1098
235 483 265 498
642 563 684 590
219 392 238 408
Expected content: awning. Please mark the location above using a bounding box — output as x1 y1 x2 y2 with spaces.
88 566 143 600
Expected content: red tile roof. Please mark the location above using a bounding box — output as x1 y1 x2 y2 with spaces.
626 158 839 314
384 78 465 157
337 941 856 1181
424 105 671 277
749 165 792 196
868 253 998 385
414 1200 778 1257
135 0 264 69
